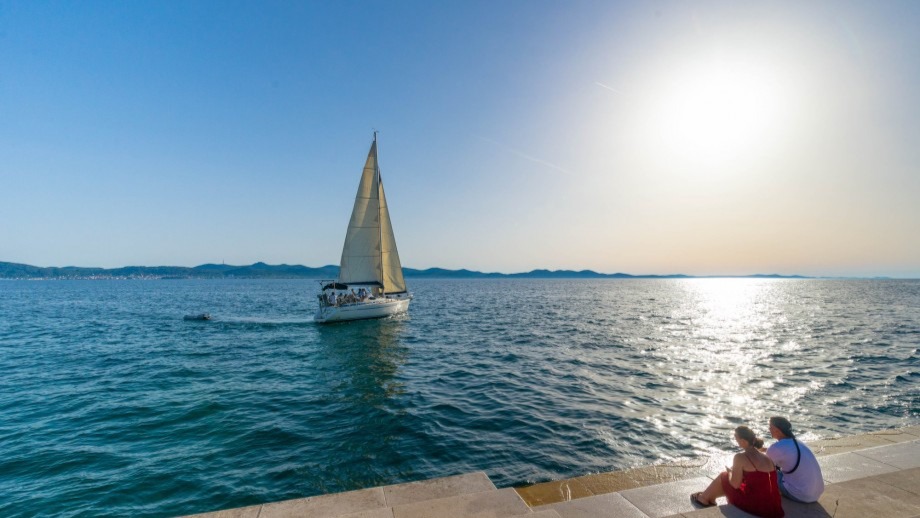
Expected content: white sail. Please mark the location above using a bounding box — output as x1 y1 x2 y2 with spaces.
338 137 407 294
378 178 407 293
338 142 382 286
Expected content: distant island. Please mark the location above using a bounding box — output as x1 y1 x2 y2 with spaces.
0 261 810 280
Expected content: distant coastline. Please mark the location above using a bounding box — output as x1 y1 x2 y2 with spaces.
0 260 820 280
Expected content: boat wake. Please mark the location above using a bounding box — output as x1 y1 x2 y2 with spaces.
209 317 316 326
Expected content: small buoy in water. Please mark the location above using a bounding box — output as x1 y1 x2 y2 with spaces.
183 313 211 321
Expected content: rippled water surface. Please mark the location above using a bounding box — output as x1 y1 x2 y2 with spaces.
1 279 917 516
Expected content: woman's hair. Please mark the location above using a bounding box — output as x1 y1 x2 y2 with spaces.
735 426 764 448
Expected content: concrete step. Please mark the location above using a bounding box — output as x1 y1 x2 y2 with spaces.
617 476 714 518
184 472 498 518
391 487 531 518
183 505 262 518
853 439 920 470
523 511 563 518
383 471 497 507
536 491 647 518
335 509 396 518
258 486 387 518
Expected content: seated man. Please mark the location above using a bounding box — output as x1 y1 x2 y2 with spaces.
766 416 825 503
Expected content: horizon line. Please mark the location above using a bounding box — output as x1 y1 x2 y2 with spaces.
1 260 916 280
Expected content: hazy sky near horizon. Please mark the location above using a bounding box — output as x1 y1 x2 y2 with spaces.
2 1 918 277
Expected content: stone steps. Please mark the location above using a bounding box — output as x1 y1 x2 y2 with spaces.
384 471 497 508
390 487 531 518
185 471 557 518
184 427 920 518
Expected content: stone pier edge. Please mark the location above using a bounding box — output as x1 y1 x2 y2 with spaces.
182 424 920 516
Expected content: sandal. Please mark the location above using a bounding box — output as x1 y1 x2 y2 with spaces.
690 492 716 508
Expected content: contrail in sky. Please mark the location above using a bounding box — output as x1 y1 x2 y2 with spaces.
595 81 623 95
476 135 573 176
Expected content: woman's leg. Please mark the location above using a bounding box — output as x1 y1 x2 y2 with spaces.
699 472 728 505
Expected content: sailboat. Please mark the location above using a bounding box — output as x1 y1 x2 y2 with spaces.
314 133 412 323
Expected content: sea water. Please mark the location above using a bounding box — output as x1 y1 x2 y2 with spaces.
0 278 917 517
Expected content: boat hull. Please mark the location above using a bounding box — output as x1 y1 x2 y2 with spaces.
314 297 410 323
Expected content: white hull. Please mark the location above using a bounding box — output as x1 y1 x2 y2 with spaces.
314 297 410 323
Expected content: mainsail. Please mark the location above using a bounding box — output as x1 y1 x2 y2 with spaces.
338 137 407 294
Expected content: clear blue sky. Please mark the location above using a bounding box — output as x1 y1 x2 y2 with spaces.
2 1 918 277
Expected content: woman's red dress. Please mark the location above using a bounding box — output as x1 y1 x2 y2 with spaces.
719 467 785 518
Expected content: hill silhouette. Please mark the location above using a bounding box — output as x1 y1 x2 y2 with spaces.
0 261 808 280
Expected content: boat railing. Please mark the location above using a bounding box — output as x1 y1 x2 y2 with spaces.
317 291 384 308
319 296 401 309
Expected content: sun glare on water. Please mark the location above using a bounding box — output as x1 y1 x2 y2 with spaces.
663 279 794 438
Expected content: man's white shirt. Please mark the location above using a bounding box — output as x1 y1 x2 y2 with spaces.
766 438 825 502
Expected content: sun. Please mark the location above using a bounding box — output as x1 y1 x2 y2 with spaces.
643 55 789 167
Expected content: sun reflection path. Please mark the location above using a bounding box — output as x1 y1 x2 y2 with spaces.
651 279 818 456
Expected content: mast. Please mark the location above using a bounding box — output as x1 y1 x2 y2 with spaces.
375 131 385 297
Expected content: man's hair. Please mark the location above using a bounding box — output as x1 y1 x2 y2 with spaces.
770 416 795 438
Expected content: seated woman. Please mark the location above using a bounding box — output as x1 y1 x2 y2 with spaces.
691 426 784 518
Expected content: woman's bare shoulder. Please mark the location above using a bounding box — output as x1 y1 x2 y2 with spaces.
733 451 758 470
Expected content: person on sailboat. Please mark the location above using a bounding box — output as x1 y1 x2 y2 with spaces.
328 291 337 306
